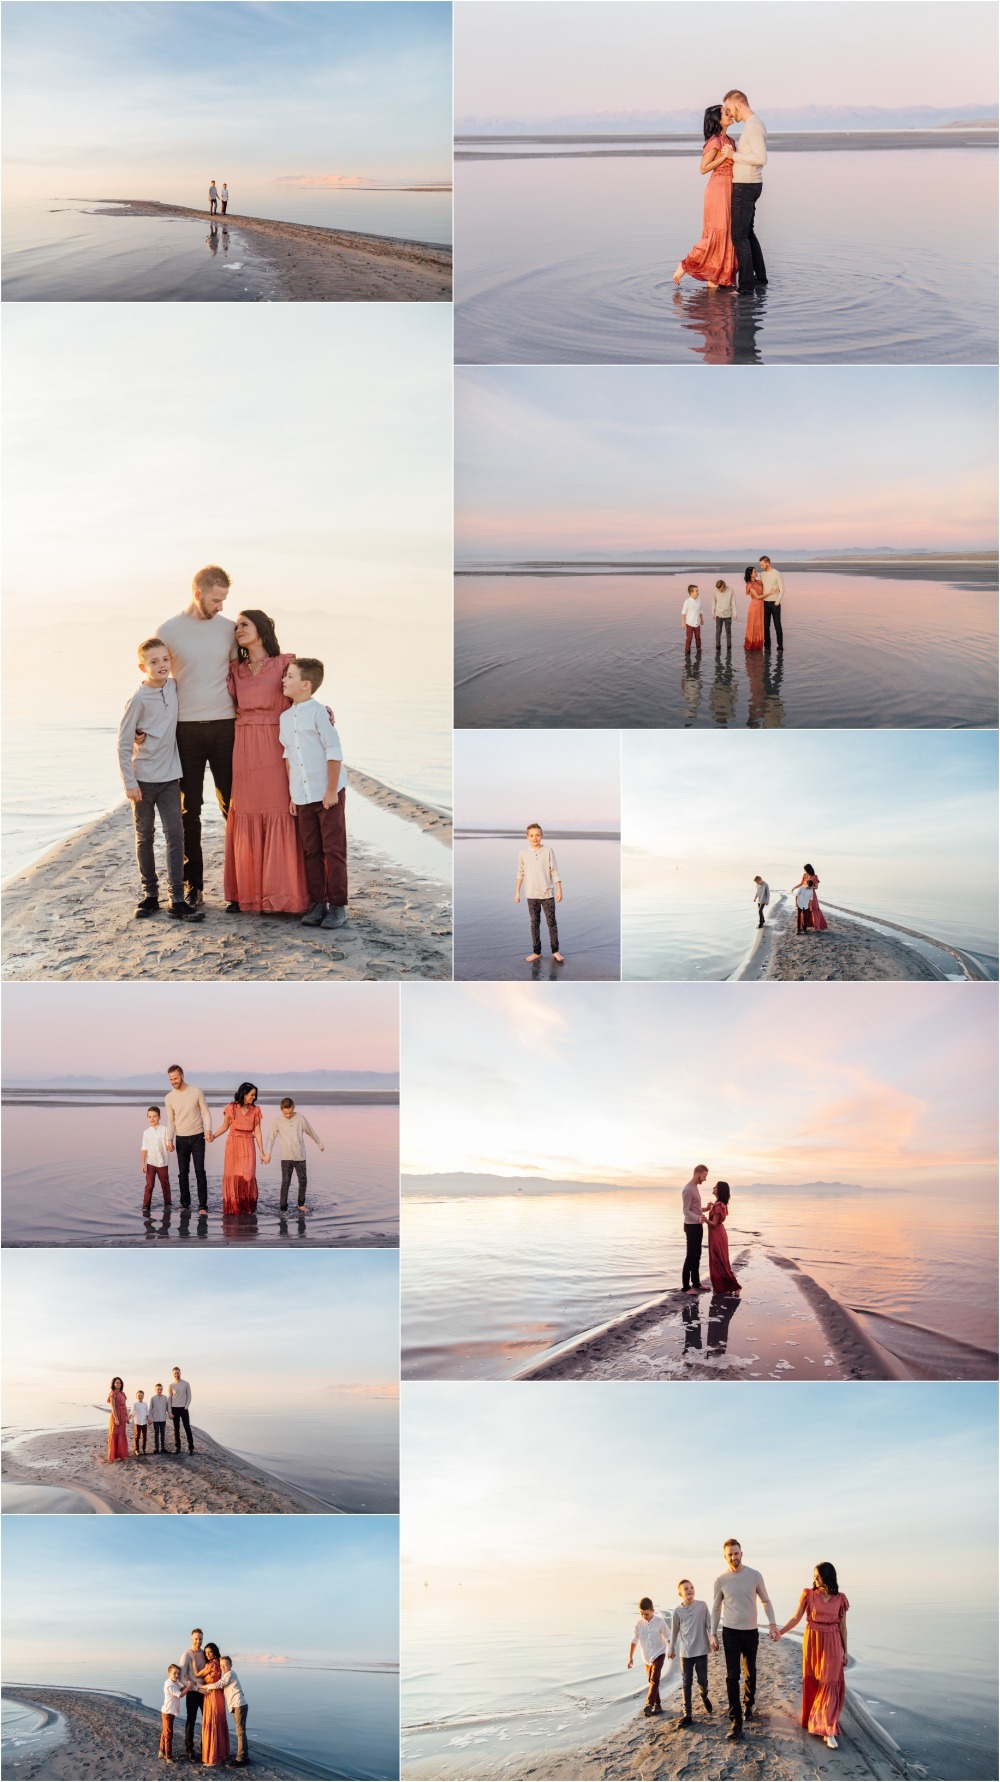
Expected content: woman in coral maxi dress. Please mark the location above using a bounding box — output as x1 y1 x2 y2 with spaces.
215 1083 264 1215
106 1377 129 1461
223 611 309 915
673 105 738 289
805 864 829 932
706 1183 741 1294
778 1565 850 1749
743 567 766 651
199 1645 231 1768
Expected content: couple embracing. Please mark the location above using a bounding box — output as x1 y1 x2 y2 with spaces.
681 1163 740 1297
673 89 767 294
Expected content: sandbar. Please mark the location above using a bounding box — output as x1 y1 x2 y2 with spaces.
732 898 976 983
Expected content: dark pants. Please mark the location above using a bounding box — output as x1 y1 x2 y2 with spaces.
185 1688 203 1754
528 896 560 955
152 1419 167 1452
797 904 813 933
175 1133 207 1208
731 183 766 291
134 1423 147 1453
132 778 184 901
722 1626 758 1724
172 1406 194 1453
684 624 702 653
233 1704 249 1763
280 1159 308 1210
143 1165 171 1210
763 600 784 649
715 616 732 652
210 198 218 214
159 1713 175 1760
644 1653 665 1711
682 1654 710 1715
682 1222 704 1290
757 903 767 928
176 718 235 894
221 200 228 214
296 789 348 907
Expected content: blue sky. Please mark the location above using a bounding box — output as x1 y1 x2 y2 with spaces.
456 367 999 556
3 1516 399 1668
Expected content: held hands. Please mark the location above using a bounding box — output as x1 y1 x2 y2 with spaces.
769 1627 782 1642
710 1637 719 1653
166 1143 175 1154
263 1153 271 1165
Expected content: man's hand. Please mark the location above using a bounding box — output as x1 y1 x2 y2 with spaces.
262 1153 271 1165
205 1132 214 1145
627 1657 633 1670
666 1650 674 1661
126 786 142 803
166 1143 175 1154
710 1637 719 1653
320 1144 326 1153
769 1627 781 1642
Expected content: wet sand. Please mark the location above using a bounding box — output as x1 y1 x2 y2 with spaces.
1 1426 333 1515
89 201 451 300
735 900 954 983
514 1239 903 1383
1 770 451 982
1 1687 331 1780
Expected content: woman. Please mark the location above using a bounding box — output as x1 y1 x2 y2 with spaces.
106 1376 129 1462
223 610 309 916
706 1182 741 1294
743 566 765 652
673 106 737 290
215 1082 265 1215
777 1563 850 1750
198 1643 231 1768
803 863 829 932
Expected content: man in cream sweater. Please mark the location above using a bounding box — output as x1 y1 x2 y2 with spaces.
158 566 237 907
721 90 768 293
710 1538 779 1742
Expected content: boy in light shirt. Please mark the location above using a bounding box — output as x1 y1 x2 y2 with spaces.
712 580 737 655
681 585 703 657
117 637 204 925
200 1656 250 1766
627 1596 670 1717
141 1105 172 1211
132 1388 149 1456
279 657 348 932
514 823 564 965
149 1383 169 1454
159 1663 189 1763
264 1097 324 1214
667 1578 713 1728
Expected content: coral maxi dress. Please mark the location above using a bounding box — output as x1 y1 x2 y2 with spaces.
106 1388 129 1461
223 653 310 914
799 1589 850 1739
744 576 765 652
199 1659 231 1767
707 1202 741 1293
679 134 738 287
222 1102 262 1215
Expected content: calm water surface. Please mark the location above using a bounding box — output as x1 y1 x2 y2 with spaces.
454 148 997 363
1 1097 399 1247
454 835 620 980
454 571 999 729
401 1183 998 1379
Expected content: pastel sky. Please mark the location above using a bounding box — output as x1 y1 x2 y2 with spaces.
455 731 621 826
0 983 399 1079
400 981 998 1187
455 1 998 119
455 367 999 557
3 2 452 196
1 1251 399 1428
3 1516 399 1669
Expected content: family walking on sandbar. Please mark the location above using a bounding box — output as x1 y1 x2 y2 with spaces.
628 1539 850 1749
681 557 785 658
673 88 768 294
752 867 828 935
681 1164 740 1296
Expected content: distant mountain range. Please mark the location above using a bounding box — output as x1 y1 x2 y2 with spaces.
457 103 996 134
5 1070 400 1092
403 1171 868 1196
457 546 996 569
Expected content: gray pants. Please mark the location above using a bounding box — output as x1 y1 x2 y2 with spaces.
715 616 732 651
280 1159 308 1210
132 779 184 901
232 1704 249 1763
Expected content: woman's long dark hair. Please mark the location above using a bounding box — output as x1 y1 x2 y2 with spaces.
703 104 725 141
234 1081 259 1106
744 566 757 584
815 1561 839 1594
237 609 281 661
715 1181 731 1205
111 1376 124 1391
204 1642 221 1663
804 863 816 876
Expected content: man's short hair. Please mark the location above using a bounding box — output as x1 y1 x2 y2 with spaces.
759 554 771 564
191 1628 203 1637
192 565 231 596
753 876 762 883
138 636 167 663
695 1163 709 1174
724 89 749 105
280 1096 295 1109
638 1595 654 1612
723 1538 741 1551
173 1366 182 1373
293 655 324 694
167 1064 183 1076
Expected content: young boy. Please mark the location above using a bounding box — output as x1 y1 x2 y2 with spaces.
795 880 814 934
264 1097 324 1213
159 1662 187 1762
279 658 348 932
200 1657 250 1767
712 580 737 654
514 824 564 965
149 1383 169 1453
667 1579 713 1728
117 637 204 925
681 585 703 656
141 1106 172 1211
752 876 769 930
132 1388 149 1455
627 1596 670 1717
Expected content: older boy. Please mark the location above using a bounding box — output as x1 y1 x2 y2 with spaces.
149 1383 169 1454
515 824 564 964
118 638 204 923
712 580 737 654
627 1596 670 1717
200 1656 250 1766
668 1579 713 1727
753 875 769 929
264 1098 324 1213
280 658 348 931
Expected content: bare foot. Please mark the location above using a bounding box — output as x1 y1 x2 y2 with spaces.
300 1205 311 1213
553 952 565 963
672 263 685 285
706 282 718 291
525 953 541 962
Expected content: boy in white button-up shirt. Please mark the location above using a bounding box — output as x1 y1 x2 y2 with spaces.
280 658 348 932
140 1105 172 1212
627 1596 670 1717
132 1389 149 1455
159 1664 189 1763
681 586 703 657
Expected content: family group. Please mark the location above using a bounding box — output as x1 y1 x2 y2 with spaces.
105 1367 195 1460
161 1629 249 1768
752 869 829 934
140 1067 324 1215
681 557 785 658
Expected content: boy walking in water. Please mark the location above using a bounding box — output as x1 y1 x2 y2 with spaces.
753 875 769 929
681 585 703 657
141 1106 171 1211
118 638 204 924
712 580 736 654
515 824 564 964
264 1097 324 1213
280 658 348 931
668 1579 713 1728
627 1597 670 1717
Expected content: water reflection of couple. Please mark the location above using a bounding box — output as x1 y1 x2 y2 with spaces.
673 91 767 295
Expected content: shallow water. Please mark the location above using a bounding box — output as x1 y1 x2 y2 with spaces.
1 1482 99 1513
401 1182 998 1380
0 1098 399 1247
454 570 999 729
454 835 621 980
454 147 998 363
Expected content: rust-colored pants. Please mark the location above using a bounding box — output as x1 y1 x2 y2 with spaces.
295 789 348 907
159 1713 175 1759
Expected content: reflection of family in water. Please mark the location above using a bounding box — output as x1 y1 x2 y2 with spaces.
670 88 769 363
679 558 786 727
679 1165 743 1356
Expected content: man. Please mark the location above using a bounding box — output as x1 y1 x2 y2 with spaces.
149 1382 169 1454
721 90 767 293
758 555 785 652
681 1164 710 1295
158 567 237 907
710 1539 779 1742
169 1366 195 1454
180 1628 210 1760
164 1065 213 1210
753 875 770 929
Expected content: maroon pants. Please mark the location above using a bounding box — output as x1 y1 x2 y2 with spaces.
685 625 702 651
296 789 348 907
159 1713 174 1759
645 1653 665 1709
143 1165 171 1209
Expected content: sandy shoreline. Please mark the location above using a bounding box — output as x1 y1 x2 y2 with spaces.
732 900 970 983
89 201 451 300
1 1687 336 1780
1 1425 334 1515
1 770 451 982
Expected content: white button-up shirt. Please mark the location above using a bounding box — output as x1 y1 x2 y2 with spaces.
632 1613 670 1663
279 700 347 806
142 1125 170 1167
681 595 703 628
132 1399 149 1425
162 1678 185 1716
